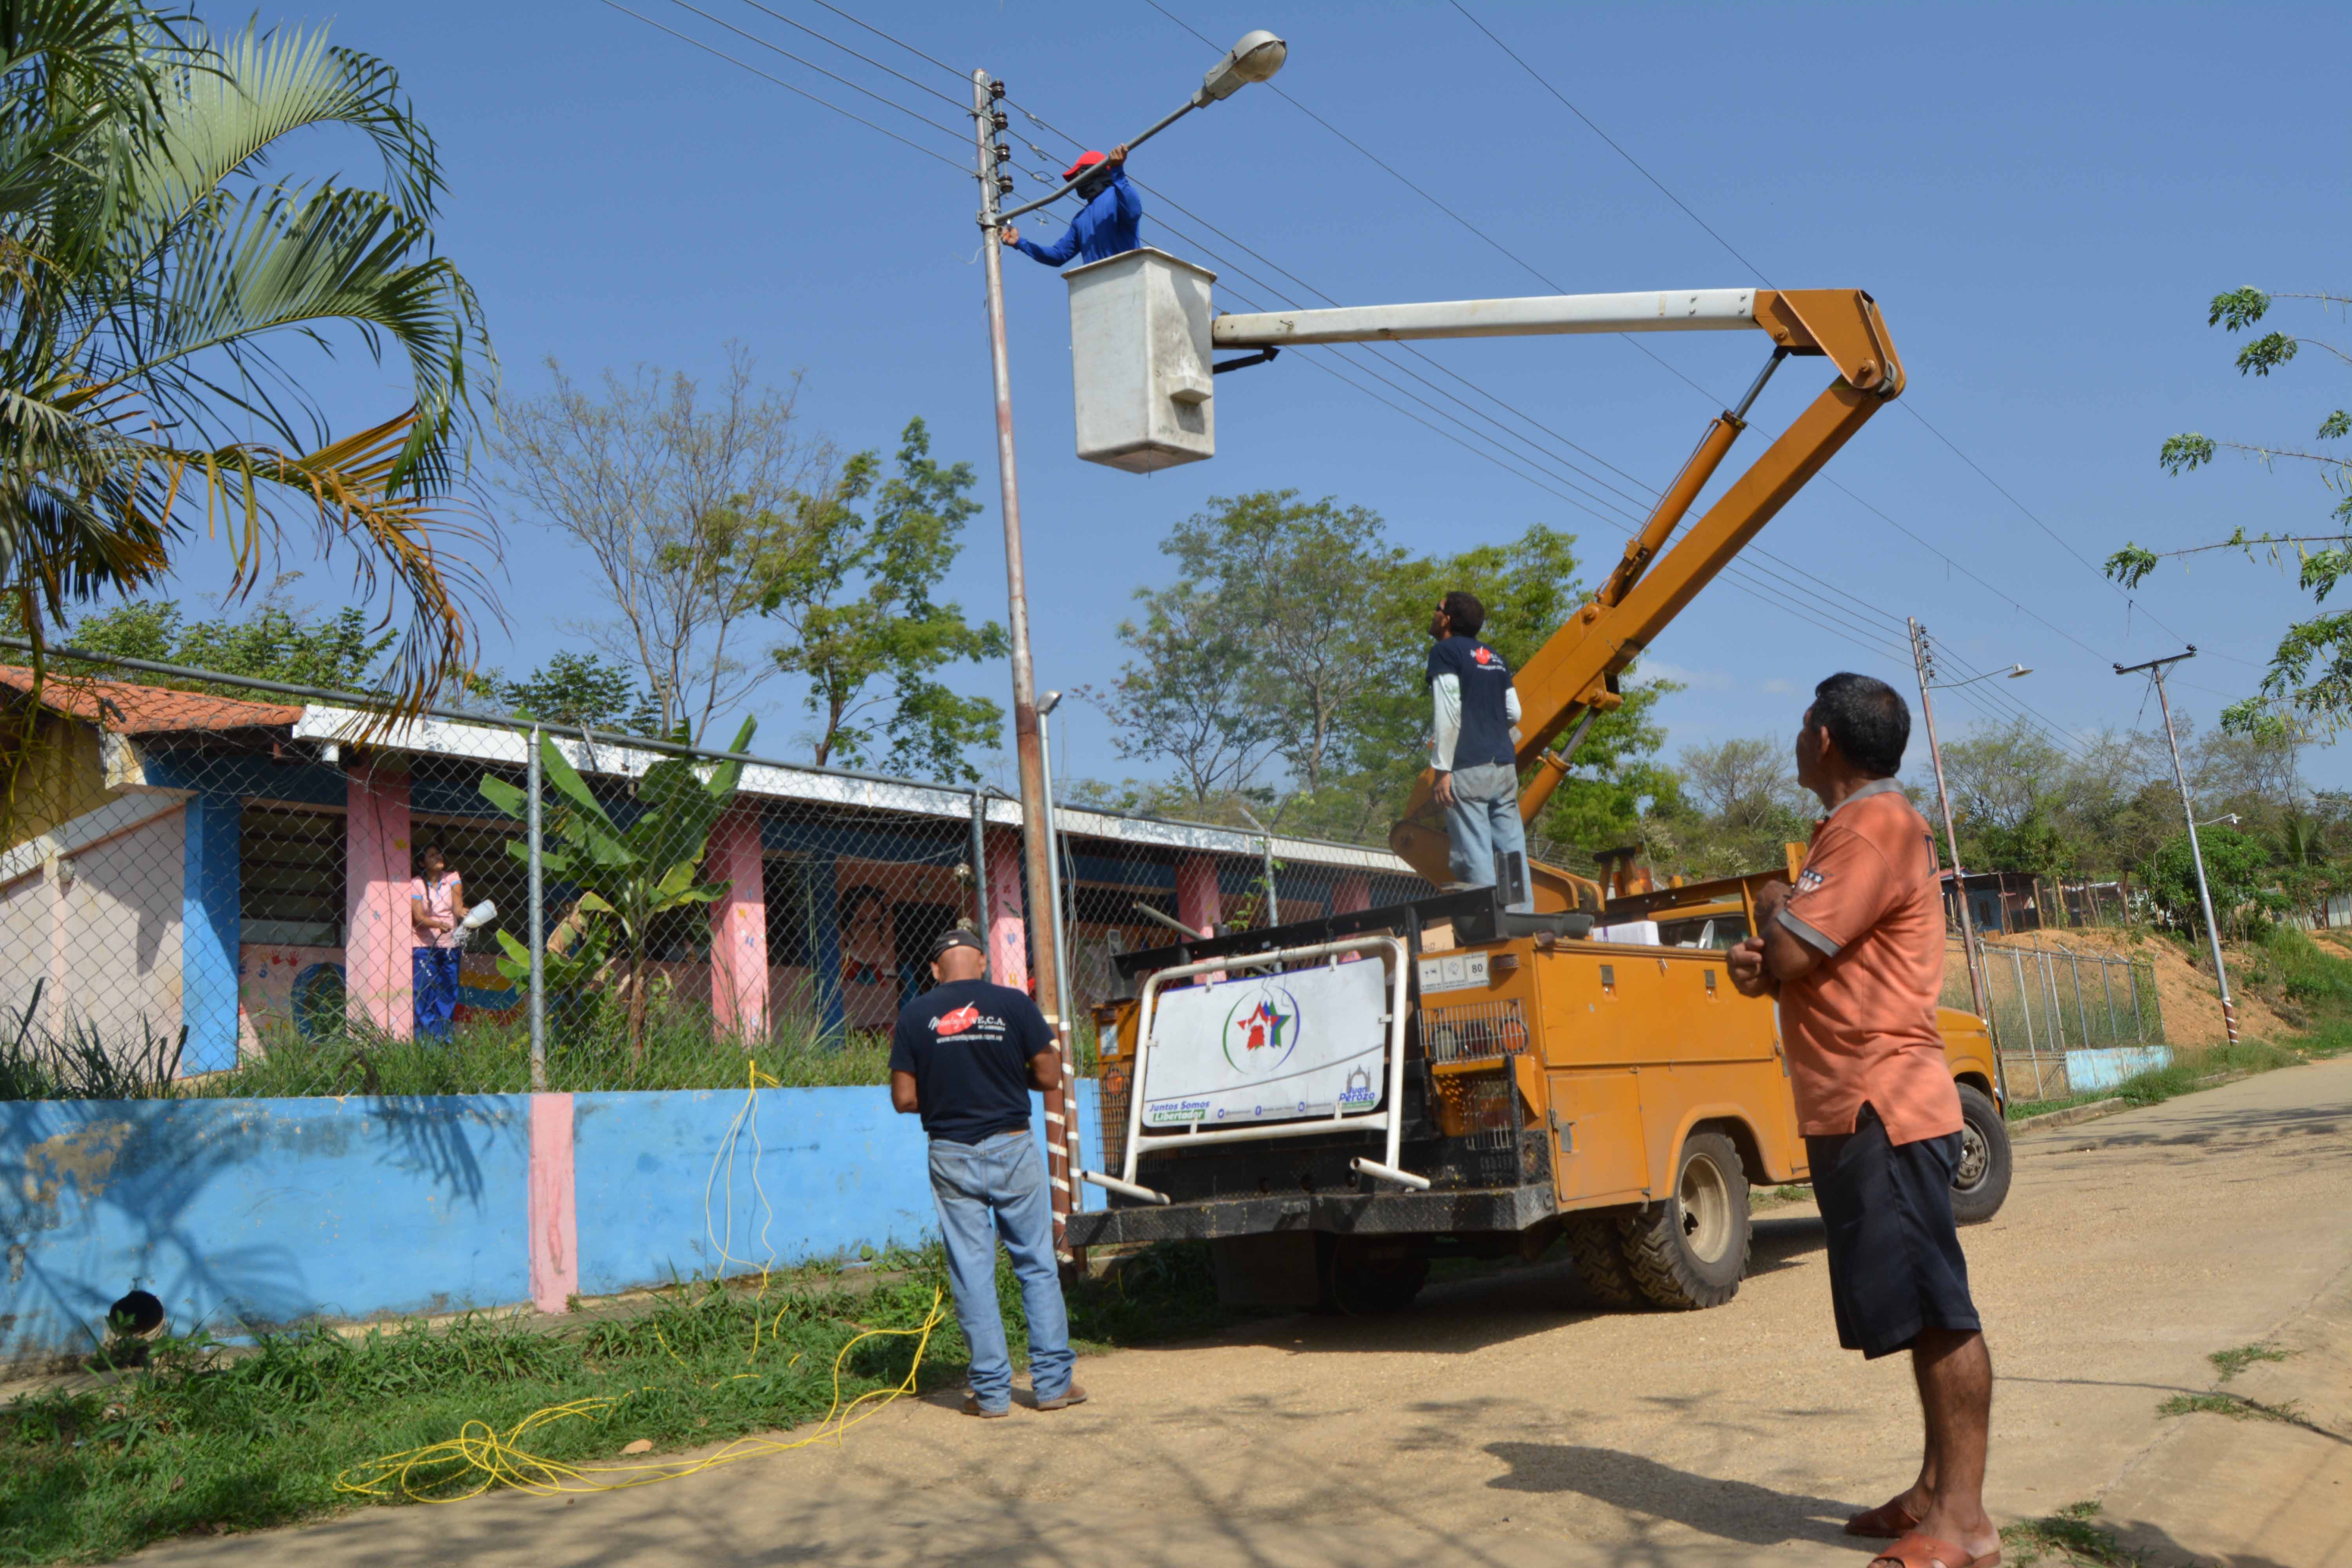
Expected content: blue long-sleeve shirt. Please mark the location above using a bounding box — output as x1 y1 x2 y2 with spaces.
1011 170 1142 269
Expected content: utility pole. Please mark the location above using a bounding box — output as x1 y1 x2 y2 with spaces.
1909 619 2002 1100
971 70 1080 1261
2116 648 2238 1044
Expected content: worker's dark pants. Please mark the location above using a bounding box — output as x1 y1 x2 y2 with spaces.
412 947 460 1040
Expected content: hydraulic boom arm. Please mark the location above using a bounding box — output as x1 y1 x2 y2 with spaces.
1218 287 1904 913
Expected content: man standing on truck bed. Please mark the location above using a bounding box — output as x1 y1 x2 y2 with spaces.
889 928 1085 1418
1726 673 1998 1568
1427 590 1532 912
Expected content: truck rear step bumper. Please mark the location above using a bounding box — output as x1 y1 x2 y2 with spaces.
1067 1183 1558 1247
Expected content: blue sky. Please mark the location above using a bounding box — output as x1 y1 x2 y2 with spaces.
194 1 2352 794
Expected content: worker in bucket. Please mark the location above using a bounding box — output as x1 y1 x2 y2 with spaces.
1726 673 1998 1568
999 144 1139 269
1426 590 1532 912
889 927 1085 1418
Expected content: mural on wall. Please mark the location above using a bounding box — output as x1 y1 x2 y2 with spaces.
240 945 522 1047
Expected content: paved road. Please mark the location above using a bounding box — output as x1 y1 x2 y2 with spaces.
141 1058 2352 1568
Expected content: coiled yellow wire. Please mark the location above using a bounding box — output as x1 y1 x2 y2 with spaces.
334 1064 943 1504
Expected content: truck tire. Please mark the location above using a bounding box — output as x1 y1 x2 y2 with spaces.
1620 1130 1751 1310
1950 1083 2013 1225
1565 1216 1642 1308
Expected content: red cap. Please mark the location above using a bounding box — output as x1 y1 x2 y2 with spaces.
1062 150 1107 182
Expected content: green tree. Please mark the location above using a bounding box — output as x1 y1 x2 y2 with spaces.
495 651 660 735
2147 825 2285 939
761 419 1005 781
0 9 493 707
480 717 756 1058
59 592 393 691
2107 288 2352 735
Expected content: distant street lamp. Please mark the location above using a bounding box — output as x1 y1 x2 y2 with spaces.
967 33 1287 1259
2198 813 2241 829
2117 648 2239 1045
1909 621 2034 1099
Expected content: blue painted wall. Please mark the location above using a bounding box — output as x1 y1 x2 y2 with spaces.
4 1082 1103 1363
181 795 241 1074
2064 1045 2174 1093
2 1096 531 1363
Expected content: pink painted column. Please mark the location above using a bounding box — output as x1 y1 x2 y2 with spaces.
707 809 768 1040
528 1094 579 1314
344 761 412 1037
1332 872 1372 914
1176 854 1222 937
985 826 1029 990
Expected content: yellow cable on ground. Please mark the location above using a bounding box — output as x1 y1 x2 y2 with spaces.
334 1063 943 1505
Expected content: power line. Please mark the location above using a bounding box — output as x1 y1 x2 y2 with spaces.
1445 0 1776 286
663 0 967 143
600 1 972 173
800 0 970 83
735 1 970 110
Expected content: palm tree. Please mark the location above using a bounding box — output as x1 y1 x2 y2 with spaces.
0 4 494 710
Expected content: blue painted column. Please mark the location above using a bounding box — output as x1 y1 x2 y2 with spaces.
809 853 844 1042
181 794 242 1073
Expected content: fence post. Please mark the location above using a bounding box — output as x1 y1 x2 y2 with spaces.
2129 960 2145 1042
528 725 547 1093
2100 956 2116 1044
2069 952 2091 1052
2012 947 2043 1097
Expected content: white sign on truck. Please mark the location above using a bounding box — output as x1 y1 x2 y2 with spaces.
1141 960 1388 1128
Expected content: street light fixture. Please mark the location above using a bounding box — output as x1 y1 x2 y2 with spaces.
1931 663 2032 690
2199 813 2241 828
998 29 1288 223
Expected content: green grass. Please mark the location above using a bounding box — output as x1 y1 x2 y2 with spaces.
2209 1342 2290 1382
0 1240 1234 1564
2156 1391 2302 1423
2002 1501 2143 1567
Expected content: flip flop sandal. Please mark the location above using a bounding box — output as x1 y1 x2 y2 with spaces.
1868 1533 2001 1568
1846 1501 1922 1539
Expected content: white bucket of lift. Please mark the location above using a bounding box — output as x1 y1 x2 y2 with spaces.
1065 247 1217 472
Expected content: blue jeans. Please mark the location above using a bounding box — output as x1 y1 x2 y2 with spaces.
1444 762 1534 913
927 1130 1073 1410
412 947 460 1040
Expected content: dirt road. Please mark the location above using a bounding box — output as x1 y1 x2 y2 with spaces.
141 1058 2352 1567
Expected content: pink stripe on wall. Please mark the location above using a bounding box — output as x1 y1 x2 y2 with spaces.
528 1093 578 1313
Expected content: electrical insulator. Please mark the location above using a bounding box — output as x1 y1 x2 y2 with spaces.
996 173 1014 194
991 111 1008 131
995 142 1012 165
988 80 1005 100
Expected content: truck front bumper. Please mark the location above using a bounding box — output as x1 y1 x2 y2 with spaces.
1067 1182 1559 1247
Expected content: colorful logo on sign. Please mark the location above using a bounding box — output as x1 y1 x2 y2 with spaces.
1221 985 1301 1074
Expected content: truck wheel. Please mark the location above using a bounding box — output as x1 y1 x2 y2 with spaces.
1950 1083 2013 1225
1325 1238 1430 1315
1620 1130 1751 1310
1565 1216 1642 1308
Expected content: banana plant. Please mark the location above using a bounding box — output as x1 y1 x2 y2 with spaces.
481 718 756 1058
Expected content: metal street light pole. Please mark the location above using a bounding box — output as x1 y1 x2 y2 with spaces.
2116 648 2238 1044
1909 619 2002 1100
970 69 1079 1259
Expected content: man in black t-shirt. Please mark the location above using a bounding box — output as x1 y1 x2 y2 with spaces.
889 927 1083 1418
1426 589 1532 911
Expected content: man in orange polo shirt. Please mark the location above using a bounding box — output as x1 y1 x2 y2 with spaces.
1727 673 1998 1568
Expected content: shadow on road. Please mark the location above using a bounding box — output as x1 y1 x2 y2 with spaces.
1483 1441 1858 1548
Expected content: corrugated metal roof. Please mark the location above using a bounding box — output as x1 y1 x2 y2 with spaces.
0 666 304 735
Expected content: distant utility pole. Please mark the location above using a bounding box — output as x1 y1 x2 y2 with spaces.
2116 648 2238 1045
1908 620 1998 1094
969 69 1079 1260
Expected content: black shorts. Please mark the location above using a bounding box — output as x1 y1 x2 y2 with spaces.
1806 1104 1981 1359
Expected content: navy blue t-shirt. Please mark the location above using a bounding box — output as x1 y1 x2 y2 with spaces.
1426 635 1517 770
888 979 1053 1145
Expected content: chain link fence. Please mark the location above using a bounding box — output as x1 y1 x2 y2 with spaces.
1943 936 2165 1103
0 653 1427 1100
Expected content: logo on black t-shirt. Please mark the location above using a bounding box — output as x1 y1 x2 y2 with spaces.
930 1002 1008 1038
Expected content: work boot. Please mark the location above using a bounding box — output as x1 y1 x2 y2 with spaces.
1035 1383 1089 1411
962 1393 1010 1418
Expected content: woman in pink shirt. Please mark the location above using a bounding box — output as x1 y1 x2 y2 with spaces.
409 844 467 1040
